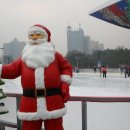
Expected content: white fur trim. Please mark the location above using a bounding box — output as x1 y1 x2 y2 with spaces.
17 98 67 121
28 26 48 40
35 68 45 89
61 75 72 85
17 68 67 121
0 64 2 78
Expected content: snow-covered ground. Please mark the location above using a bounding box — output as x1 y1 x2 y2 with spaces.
0 72 130 130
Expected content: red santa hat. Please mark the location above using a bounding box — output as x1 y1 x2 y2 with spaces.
28 24 51 42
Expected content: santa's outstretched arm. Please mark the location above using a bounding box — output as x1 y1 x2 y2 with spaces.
0 58 22 79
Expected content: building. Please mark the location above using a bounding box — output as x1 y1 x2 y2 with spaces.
3 38 26 64
90 40 104 54
67 25 86 54
67 25 103 55
83 36 91 55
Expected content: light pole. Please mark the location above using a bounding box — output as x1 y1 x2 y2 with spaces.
96 50 101 67
0 48 4 63
73 51 80 73
75 56 80 73
96 50 102 77
76 56 79 68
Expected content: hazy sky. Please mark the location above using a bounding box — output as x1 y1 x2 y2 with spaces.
0 0 130 55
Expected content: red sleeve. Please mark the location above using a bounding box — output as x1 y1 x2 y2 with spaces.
56 52 73 85
1 58 22 79
56 52 72 76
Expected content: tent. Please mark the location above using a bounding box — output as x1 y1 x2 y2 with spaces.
89 0 130 29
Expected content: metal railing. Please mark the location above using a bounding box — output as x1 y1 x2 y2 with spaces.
1 93 130 130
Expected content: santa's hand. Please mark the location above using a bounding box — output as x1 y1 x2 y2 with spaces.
61 82 70 103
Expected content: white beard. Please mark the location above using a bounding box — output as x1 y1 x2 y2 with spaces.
28 39 47 45
22 42 56 69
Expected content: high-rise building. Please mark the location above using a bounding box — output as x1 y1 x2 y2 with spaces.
83 36 91 55
67 25 92 55
67 25 85 53
67 25 104 55
3 38 26 64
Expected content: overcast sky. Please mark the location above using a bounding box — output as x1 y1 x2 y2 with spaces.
0 0 130 55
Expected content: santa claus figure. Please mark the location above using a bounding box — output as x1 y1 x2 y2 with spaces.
0 24 72 130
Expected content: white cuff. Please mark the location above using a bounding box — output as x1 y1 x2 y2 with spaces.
61 75 72 85
0 64 2 78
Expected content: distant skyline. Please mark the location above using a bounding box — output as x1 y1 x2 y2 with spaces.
0 0 130 55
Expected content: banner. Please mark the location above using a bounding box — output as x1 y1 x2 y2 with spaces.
89 0 130 29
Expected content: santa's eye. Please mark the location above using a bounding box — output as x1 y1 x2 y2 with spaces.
28 34 33 38
28 33 46 40
36 33 41 36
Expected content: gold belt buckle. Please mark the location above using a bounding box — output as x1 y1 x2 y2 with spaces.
34 88 46 97
44 88 46 97
34 89 37 97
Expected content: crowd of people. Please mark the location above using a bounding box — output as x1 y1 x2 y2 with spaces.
91 65 108 78
96 64 130 78
93 64 130 78
92 64 130 78
74 65 130 79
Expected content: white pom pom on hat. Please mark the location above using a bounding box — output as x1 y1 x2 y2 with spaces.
28 24 51 42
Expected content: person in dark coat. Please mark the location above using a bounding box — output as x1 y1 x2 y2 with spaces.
124 65 129 78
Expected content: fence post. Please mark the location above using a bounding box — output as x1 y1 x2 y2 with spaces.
82 101 87 130
0 122 5 130
16 97 22 130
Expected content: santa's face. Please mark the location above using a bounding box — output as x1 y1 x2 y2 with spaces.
22 26 55 69
28 31 48 45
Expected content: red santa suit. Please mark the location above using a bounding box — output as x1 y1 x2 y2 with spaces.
0 24 72 130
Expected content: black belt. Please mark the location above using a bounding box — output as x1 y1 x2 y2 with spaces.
23 88 61 98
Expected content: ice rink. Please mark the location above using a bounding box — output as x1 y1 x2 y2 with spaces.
71 72 130 97
65 72 130 130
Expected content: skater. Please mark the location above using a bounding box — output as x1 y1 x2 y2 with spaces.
119 64 124 74
75 67 79 73
93 66 97 73
124 65 129 78
101 66 107 78
128 66 130 77
0 24 73 130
